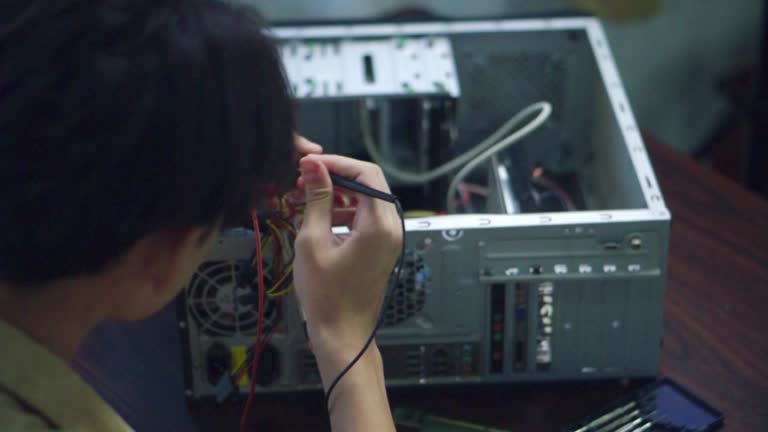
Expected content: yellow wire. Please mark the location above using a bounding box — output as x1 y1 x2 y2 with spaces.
265 220 280 236
265 221 287 259
268 220 294 263
267 263 294 294
275 215 297 236
252 235 273 266
267 224 294 297
267 283 293 298
247 219 295 297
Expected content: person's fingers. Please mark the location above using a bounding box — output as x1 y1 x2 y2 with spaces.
298 157 333 241
294 135 323 157
332 233 350 246
298 155 400 250
297 180 362 209
300 154 391 193
293 184 305 201
300 154 397 233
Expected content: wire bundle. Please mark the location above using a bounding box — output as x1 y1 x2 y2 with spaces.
237 187 370 431
238 202 297 432
239 211 267 432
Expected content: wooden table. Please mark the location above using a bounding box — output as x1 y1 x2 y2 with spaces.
74 140 768 431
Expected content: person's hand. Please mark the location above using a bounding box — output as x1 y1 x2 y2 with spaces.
294 134 323 157
292 154 402 384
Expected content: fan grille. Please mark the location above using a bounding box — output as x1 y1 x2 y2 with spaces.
186 260 279 336
383 251 431 327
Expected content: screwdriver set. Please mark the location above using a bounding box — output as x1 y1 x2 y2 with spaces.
564 378 723 432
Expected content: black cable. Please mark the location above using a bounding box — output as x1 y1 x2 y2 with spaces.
329 173 398 203
323 199 406 403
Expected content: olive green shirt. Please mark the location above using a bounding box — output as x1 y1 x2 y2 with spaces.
0 320 133 431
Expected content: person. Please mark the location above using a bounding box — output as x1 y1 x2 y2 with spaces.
0 1 401 431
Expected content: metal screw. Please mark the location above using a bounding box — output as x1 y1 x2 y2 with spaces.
185 389 193 397
178 321 187 328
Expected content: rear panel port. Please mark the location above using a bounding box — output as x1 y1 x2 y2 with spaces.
255 343 280 387
405 349 421 377
490 284 506 374
530 265 542 275
513 283 529 372
205 342 232 385
430 347 450 376
299 351 321 384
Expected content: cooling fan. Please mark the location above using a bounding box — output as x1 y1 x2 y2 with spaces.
185 259 280 337
382 251 432 327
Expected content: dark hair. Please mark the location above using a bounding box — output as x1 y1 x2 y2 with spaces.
0 1 296 285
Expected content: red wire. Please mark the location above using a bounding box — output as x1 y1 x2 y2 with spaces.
241 211 266 432
234 297 283 383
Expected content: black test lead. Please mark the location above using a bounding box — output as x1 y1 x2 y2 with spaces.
329 172 398 203
316 172 405 403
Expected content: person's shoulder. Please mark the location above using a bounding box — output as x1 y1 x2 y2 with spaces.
0 390 78 431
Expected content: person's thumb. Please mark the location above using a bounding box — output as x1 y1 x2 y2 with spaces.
299 156 333 235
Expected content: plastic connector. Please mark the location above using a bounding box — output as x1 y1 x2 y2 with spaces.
214 374 238 404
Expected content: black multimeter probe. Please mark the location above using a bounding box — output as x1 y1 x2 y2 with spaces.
321 172 405 403
329 172 398 203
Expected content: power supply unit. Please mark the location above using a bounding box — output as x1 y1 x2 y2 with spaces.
177 17 670 401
